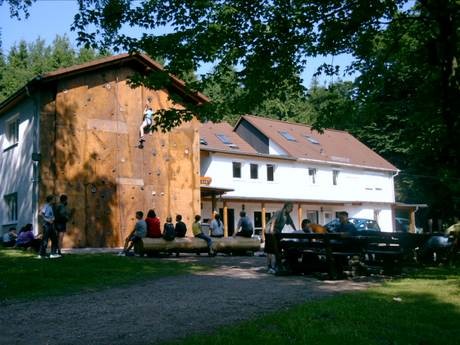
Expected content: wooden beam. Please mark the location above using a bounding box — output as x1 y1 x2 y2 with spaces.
261 202 266 242
297 203 302 230
223 201 228 237
409 209 416 233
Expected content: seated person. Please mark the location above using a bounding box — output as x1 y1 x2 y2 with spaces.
335 211 357 235
2 227 17 247
163 216 175 241
234 211 254 238
301 219 327 234
209 213 224 237
145 209 162 238
192 215 214 256
174 214 187 238
15 224 40 250
119 211 147 256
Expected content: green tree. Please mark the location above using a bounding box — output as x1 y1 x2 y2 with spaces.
0 35 106 102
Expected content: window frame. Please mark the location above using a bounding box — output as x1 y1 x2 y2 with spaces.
232 162 242 178
4 116 20 151
308 168 317 184
250 163 259 179
4 193 18 224
332 169 340 185
266 164 275 181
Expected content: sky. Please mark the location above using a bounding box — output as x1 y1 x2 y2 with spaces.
0 0 355 86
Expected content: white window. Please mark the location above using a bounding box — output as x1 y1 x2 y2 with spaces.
250 163 258 179
5 117 19 149
333 170 340 185
308 168 317 184
4 193 18 224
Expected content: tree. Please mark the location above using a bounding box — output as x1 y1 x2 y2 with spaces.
0 35 106 102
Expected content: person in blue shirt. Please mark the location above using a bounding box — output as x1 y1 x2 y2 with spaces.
38 195 60 259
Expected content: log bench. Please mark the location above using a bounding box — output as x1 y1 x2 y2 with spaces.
135 236 261 256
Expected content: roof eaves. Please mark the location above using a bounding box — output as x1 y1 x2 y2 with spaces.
200 146 296 161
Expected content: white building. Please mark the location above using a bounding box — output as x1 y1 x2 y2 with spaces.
200 115 399 235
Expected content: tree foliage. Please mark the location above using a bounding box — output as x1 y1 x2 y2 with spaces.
0 35 106 102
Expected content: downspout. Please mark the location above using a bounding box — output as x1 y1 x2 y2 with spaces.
26 84 40 235
391 170 400 232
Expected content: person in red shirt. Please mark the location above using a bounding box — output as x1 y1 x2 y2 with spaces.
145 209 161 238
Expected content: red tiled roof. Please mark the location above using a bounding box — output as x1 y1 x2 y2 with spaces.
200 122 258 154
236 115 398 171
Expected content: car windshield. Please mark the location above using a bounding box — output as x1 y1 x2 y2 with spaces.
350 218 380 231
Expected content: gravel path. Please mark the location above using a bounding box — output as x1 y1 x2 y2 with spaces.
0 255 378 345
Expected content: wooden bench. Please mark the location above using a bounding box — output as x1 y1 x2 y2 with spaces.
135 237 261 256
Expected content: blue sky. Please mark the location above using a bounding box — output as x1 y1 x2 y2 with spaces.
0 0 355 86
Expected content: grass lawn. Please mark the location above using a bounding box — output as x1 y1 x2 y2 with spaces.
165 266 460 345
0 248 206 301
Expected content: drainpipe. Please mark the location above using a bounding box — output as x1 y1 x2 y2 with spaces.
391 170 400 232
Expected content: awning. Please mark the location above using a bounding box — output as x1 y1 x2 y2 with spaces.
200 186 234 198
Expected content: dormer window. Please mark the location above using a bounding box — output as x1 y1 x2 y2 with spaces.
216 134 232 145
279 131 296 142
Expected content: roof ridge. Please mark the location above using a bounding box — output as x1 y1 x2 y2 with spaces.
242 114 351 135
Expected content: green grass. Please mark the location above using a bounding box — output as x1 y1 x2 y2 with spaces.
164 266 460 345
0 248 206 301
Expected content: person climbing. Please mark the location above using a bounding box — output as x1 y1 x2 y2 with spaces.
139 103 154 144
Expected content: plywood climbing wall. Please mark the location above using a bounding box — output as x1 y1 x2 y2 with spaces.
39 65 201 247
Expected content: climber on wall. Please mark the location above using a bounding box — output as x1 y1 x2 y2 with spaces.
139 103 154 144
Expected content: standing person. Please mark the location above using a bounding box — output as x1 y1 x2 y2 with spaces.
145 209 162 238
38 195 60 259
209 213 224 237
163 216 176 241
336 211 357 234
234 211 254 238
192 215 214 256
119 211 147 256
174 214 187 238
55 194 71 255
265 202 296 273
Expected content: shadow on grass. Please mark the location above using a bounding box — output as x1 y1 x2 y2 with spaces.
163 269 460 345
0 248 207 302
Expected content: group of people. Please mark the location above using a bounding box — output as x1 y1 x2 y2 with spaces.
2 224 40 251
37 194 72 259
1 194 72 259
119 210 255 257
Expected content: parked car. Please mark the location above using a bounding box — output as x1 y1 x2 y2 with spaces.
324 218 381 234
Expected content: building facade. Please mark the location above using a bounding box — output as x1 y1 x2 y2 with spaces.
200 117 399 234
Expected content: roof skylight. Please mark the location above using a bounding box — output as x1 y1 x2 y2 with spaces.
279 131 297 142
303 135 320 145
215 134 233 145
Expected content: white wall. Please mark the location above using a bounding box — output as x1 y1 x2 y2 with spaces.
201 153 396 231
0 98 38 235
202 153 395 203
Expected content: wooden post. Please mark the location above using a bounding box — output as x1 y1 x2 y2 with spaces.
409 209 416 233
297 204 302 230
261 203 266 242
223 201 228 237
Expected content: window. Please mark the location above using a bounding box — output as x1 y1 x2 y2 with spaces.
308 168 317 184
303 135 320 145
232 162 241 178
216 134 233 145
266 164 274 181
307 210 319 224
5 117 19 148
4 193 18 223
200 138 208 145
250 163 258 179
332 170 339 185
278 131 297 142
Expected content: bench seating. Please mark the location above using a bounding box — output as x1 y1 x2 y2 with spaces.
136 237 261 255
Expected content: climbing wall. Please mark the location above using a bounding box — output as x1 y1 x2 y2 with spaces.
39 65 201 247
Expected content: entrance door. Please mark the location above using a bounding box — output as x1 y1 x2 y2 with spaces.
220 208 235 236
